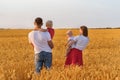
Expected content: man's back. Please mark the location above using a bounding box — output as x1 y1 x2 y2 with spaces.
28 30 52 54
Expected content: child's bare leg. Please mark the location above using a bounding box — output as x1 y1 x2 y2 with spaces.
65 48 71 57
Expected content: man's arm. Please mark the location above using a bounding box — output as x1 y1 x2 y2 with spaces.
28 34 34 48
30 43 34 48
48 40 54 49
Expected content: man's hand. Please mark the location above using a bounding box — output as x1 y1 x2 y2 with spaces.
48 40 54 49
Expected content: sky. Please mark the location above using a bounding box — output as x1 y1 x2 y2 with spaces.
0 0 120 29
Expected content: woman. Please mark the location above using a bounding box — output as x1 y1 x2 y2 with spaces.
65 26 89 66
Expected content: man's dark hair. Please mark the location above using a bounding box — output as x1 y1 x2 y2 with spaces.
80 26 88 37
35 17 43 27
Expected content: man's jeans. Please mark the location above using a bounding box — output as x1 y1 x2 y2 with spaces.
35 51 52 73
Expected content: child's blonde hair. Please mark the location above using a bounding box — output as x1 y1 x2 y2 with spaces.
46 20 53 28
66 30 73 36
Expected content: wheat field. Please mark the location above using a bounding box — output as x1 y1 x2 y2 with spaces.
0 29 120 80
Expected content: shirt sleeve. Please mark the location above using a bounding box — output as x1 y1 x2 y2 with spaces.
46 32 51 41
74 36 79 42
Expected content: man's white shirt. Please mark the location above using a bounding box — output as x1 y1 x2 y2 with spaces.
28 30 52 54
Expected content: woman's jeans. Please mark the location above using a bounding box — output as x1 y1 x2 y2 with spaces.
35 51 52 73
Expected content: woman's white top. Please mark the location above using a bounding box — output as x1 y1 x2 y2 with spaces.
74 35 89 50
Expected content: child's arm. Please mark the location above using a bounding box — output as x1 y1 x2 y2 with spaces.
65 41 69 47
67 36 78 47
40 29 48 32
65 40 74 48
65 39 71 47
67 40 76 48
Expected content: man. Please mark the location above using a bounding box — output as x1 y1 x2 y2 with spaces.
28 17 54 73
